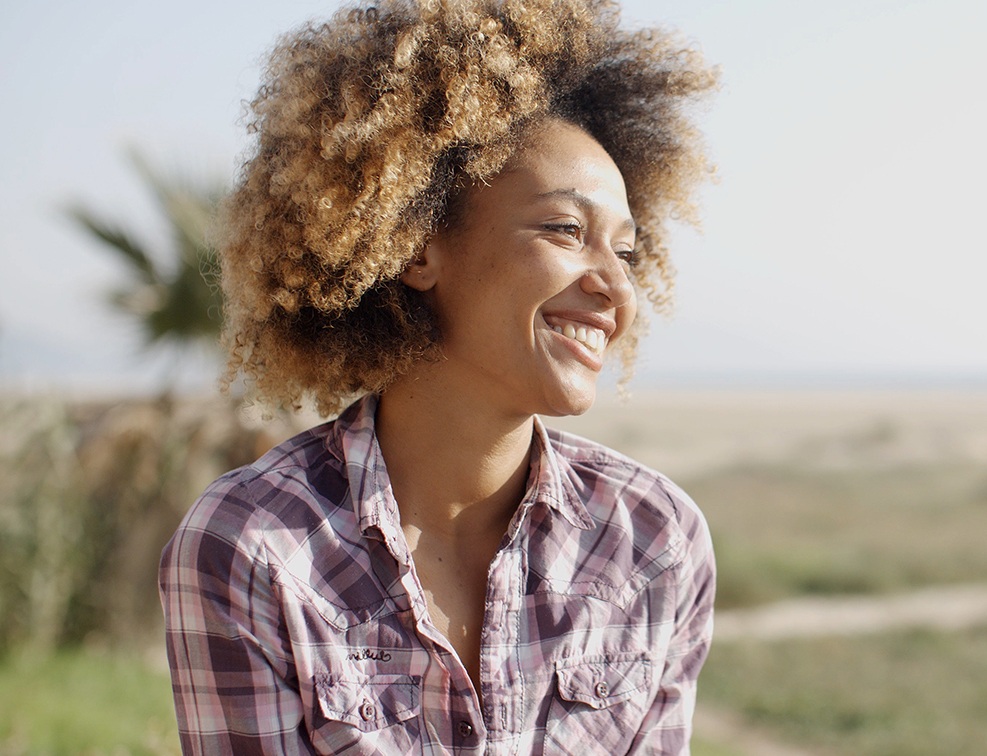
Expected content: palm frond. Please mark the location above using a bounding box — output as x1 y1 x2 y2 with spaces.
66 149 227 364
66 206 159 284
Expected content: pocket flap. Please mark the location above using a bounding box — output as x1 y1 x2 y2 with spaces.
554 654 652 710
317 674 420 731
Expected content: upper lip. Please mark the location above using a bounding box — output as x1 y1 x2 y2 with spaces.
542 309 617 338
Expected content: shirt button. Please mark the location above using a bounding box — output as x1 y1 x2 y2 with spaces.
458 720 474 738
360 701 376 721
594 681 610 699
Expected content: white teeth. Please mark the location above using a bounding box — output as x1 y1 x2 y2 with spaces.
550 321 607 355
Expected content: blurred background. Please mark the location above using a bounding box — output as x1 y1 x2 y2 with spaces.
1 0 985 753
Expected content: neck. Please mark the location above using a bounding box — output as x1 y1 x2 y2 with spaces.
375 370 534 542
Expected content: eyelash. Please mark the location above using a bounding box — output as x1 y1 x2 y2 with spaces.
543 223 638 267
544 222 585 240
616 248 639 267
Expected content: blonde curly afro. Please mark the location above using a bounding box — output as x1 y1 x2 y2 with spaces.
219 0 717 416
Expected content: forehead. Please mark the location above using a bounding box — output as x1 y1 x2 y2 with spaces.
459 120 632 223
506 121 628 200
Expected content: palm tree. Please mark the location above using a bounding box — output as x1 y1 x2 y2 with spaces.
66 150 225 356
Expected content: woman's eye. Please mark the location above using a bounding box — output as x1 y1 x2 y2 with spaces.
545 222 584 241
616 248 639 267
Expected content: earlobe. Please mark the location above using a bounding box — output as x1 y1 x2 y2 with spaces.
400 240 442 291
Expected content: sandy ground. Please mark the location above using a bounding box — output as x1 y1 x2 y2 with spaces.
547 387 987 479
713 582 987 642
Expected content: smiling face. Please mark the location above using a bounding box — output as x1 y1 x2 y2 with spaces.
402 119 638 419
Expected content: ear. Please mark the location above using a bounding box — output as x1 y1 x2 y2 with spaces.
400 238 443 291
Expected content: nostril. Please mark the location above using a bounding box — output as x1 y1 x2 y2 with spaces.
580 266 633 308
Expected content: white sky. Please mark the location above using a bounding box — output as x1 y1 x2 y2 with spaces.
1 0 984 393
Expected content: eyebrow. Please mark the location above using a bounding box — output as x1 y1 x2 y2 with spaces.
535 188 637 234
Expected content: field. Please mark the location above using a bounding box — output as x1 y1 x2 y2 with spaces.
1 388 984 754
0 648 179 755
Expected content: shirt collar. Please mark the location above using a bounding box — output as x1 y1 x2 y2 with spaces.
328 393 411 564
526 415 596 531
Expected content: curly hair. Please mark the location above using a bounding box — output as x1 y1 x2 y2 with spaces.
218 0 717 416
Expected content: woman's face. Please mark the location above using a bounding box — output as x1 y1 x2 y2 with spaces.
407 119 638 418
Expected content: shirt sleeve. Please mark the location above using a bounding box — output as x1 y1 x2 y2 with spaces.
159 478 315 755
627 496 716 755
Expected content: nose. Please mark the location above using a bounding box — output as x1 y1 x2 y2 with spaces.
579 246 636 310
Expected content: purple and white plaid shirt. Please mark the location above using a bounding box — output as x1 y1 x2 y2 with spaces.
160 394 714 754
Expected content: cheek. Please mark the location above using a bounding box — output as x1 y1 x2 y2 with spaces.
614 287 639 341
627 288 639 323
492 258 557 303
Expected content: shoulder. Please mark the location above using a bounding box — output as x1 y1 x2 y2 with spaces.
162 421 351 570
531 424 714 612
544 425 711 557
545 426 702 518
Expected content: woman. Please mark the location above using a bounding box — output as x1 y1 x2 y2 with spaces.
160 0 717 753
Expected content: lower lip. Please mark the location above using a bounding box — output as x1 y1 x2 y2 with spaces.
548 328 604 371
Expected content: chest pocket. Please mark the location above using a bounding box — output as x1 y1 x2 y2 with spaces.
313 674 423 754
544 654 652 754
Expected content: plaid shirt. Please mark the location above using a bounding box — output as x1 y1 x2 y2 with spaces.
160 394 714 755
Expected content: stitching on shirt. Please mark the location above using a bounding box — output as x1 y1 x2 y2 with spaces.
247 425 334 475
256 539 288 665
270 568 396 629
316 674 421 725
528 528 685 609
513 547 525 750
554 657 653 704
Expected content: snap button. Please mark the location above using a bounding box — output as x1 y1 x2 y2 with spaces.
458 720 473 738
594 681 610 699
359 700 376 721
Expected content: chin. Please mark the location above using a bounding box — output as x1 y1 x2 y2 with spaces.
539 383 597 418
